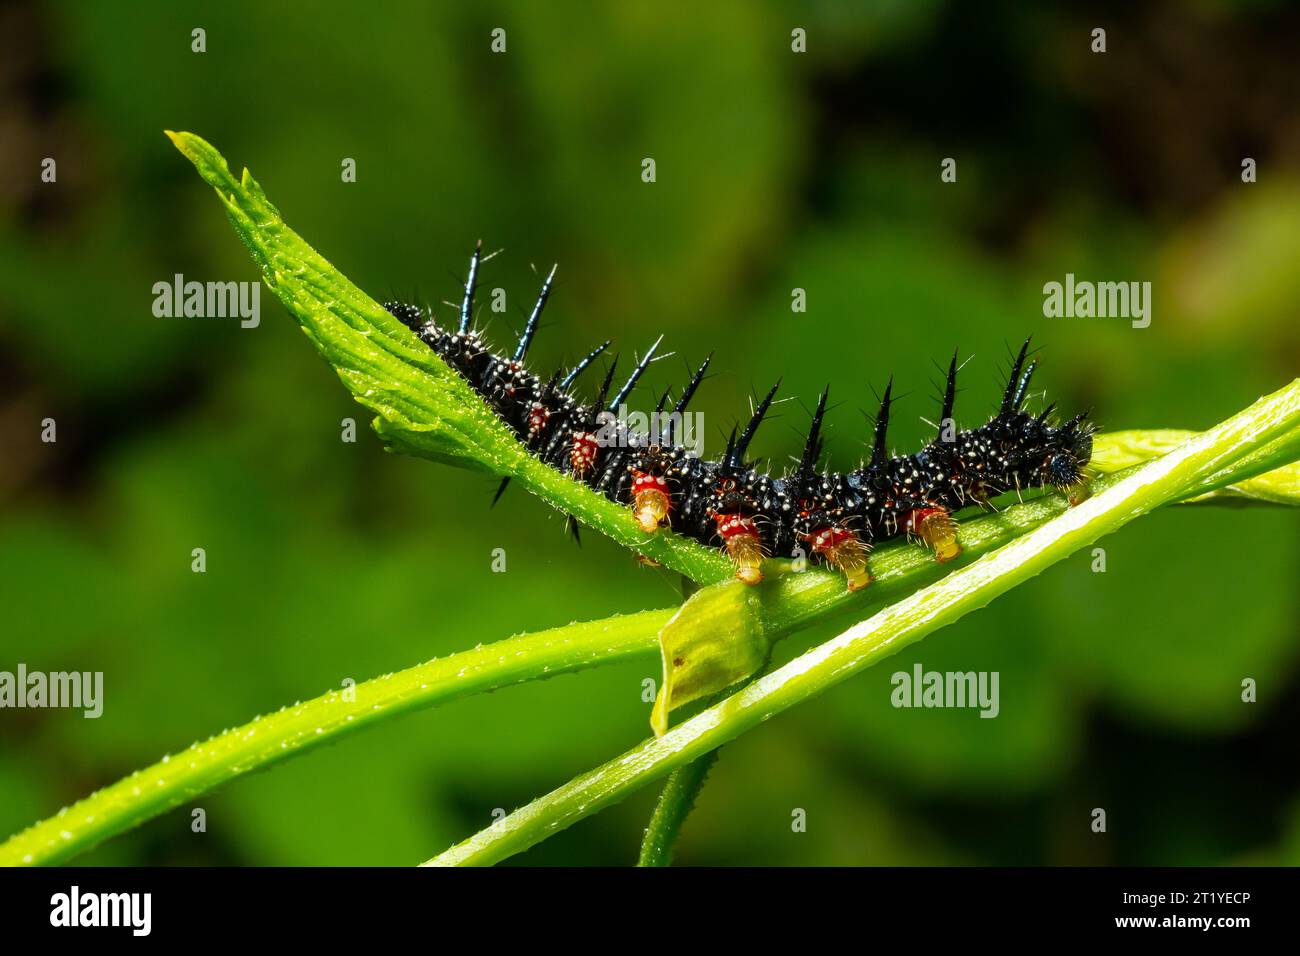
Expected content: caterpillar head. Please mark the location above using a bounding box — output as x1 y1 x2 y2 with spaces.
1045 416 1094 504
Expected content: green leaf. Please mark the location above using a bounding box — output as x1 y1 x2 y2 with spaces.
165 130 732 586
650 581 771 737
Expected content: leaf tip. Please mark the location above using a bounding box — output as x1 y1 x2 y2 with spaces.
163 130 237 191
163 129 195 157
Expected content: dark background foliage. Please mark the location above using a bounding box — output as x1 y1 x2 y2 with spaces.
1 0 1297 865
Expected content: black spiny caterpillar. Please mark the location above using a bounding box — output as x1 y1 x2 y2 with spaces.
385 243 1095 589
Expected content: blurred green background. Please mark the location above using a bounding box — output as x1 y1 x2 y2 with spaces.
2 1 1298 866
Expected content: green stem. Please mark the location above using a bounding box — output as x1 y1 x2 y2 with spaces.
1094 427 1300 504
5 427 1295 866
423 379 1300 866
0 609 668 867
636 751 719 866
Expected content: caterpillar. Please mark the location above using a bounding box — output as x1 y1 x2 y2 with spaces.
385 243 1094 590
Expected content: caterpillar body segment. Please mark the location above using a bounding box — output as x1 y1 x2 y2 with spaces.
384 248 1094 590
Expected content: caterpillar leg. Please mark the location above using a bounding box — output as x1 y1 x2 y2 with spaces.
630 471 671 533
1063 478 1091 507
905 506 962 563
809 527 872 592
713 513 765 585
